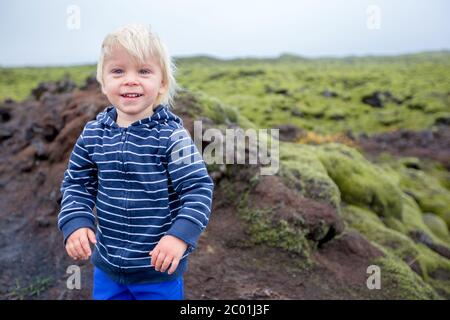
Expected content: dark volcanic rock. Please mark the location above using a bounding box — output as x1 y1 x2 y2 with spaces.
31 78 77 100
361 91 402 108
273 124 306 142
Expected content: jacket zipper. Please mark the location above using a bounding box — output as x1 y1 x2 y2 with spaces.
120 128 129 274
121 128 127 170
121 128 129 215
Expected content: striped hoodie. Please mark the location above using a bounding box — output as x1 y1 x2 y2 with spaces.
57 104 214 284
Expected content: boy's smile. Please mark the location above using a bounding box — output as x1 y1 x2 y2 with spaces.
101 45 167 127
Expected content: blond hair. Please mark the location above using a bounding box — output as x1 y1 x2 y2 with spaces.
96 24 178 107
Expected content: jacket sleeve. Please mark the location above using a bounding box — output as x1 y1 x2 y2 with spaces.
164 128 214 252
58 130 98 244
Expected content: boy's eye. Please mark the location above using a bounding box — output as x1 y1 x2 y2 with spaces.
111 69 123 74
139 69 152 75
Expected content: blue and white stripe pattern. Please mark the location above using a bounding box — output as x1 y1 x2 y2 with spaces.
58 104 214 284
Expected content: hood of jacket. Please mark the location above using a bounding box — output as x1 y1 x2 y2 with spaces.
96 104 183 129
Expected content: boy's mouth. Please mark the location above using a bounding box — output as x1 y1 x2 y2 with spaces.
120 93 143 98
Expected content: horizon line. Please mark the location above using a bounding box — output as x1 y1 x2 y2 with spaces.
2 49 450 69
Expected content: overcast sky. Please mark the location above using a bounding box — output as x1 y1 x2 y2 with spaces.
1 0 449 66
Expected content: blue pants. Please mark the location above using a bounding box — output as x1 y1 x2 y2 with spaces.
92 267 184 300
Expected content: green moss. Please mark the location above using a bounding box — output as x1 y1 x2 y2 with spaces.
423 213 450 242
182 90 257 130
343 205 450 297
278 142 341 211
427 277 450 298
316 143 403 219
378 155 450 192
238 206 311 261
176 53 450 135
376 157 450 241
383 193 449 246
0 66 96 102
371 254 441 299
3 53 450 135
426 163 450 191
397 167 450 227
402 194 450 246
343 205 419 265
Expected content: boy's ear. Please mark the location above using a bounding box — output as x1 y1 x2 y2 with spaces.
158 81 167 95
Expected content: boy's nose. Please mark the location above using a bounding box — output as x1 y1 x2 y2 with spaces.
123 73 139 86
124 79 139 86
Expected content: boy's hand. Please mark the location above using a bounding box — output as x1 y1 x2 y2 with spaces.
66 228 97 260
150 235 188 275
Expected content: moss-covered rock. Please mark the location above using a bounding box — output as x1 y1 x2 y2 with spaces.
181 89 256 129
423 213 450 242
343 204 450 298
343 205 422 269
371 254 441 299
231 174 314 268
384 193 449 246
238 206 312 262
316 143 403 219
277 142 341 211
397 166 450 227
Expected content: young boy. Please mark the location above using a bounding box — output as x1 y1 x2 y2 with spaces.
57 24 214 300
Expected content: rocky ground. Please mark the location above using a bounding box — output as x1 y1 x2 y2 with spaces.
0 77 448 299
356 127 450 170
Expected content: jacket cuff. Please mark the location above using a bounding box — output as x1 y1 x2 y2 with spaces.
165 218 203 250
61 217 96 245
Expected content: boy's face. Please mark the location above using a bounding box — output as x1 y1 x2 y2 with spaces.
102 45 166 124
